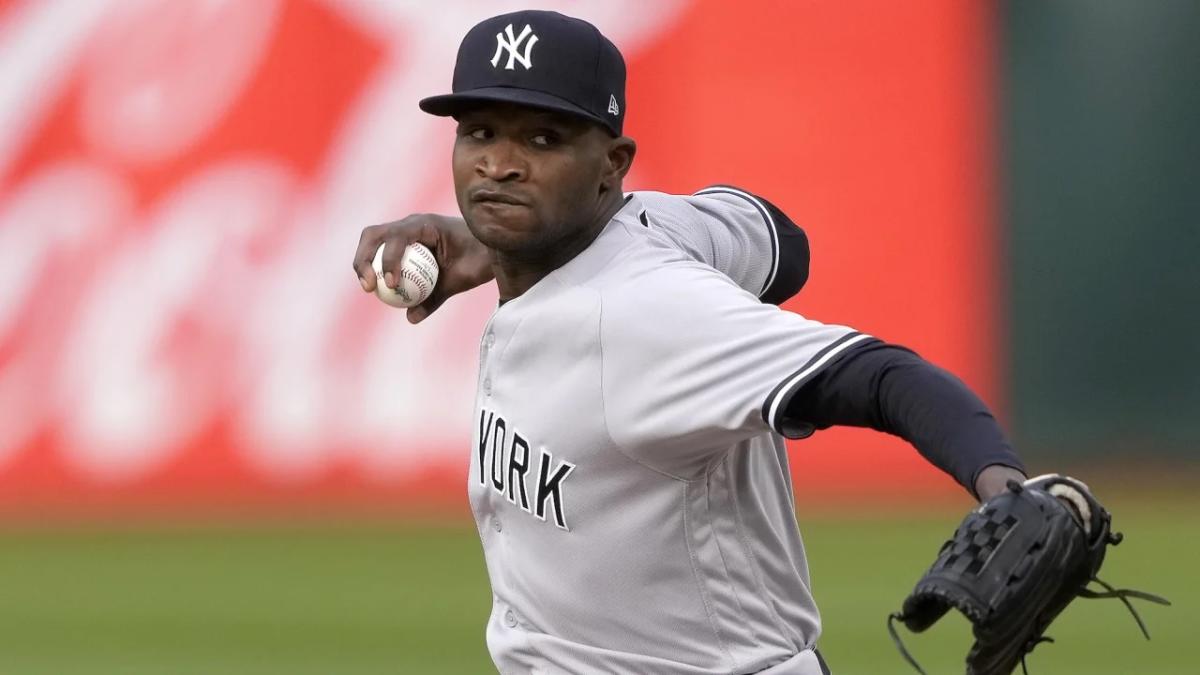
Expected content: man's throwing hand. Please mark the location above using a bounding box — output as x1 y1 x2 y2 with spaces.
353 214 494 323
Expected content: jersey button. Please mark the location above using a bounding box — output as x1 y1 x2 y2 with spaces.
483 378 492 395
504 610 517 628
486 332 496 348
492 518 502 533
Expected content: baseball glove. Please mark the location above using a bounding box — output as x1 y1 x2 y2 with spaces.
886 474 1169 675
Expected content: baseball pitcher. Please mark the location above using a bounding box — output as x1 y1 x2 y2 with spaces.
353 10 1165 675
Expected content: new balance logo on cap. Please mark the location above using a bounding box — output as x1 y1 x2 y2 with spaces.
491 24 538 71
608 94 620 116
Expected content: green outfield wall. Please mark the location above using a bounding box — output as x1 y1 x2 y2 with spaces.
1002 0 1200 460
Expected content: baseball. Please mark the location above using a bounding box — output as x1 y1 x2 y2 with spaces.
372 242 439 308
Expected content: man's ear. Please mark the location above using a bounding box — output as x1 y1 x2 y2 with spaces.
604 136 637 185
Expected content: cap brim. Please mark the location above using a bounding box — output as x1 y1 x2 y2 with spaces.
419 87 613 133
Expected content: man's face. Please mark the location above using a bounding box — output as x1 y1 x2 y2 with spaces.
452 103 612 258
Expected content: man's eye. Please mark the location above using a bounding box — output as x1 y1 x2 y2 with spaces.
469 128 490 140
531 133 558 147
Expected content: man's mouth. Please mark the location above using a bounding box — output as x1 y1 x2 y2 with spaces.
470 189 528 206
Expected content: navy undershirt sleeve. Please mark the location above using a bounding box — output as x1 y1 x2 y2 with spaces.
783 342 1026 497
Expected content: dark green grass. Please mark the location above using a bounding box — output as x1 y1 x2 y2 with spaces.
0 497 1192 674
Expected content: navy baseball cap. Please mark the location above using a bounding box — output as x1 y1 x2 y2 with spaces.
419 10 626 136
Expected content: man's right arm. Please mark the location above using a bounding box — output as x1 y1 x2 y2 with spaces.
354 188 812 322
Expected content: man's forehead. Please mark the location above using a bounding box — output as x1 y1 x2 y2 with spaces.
455 103 586 128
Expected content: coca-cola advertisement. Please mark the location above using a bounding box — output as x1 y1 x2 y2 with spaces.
0 0 998 516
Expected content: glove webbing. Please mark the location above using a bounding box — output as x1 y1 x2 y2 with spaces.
885 575 1170 675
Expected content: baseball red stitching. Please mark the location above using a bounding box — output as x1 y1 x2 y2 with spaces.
401 268 430 299
410 245 437 268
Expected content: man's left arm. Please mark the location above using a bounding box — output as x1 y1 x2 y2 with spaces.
782 341 1027 501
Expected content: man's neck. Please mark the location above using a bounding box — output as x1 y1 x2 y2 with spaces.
492 193 625 301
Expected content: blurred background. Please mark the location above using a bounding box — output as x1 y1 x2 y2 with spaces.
0 0 1195 673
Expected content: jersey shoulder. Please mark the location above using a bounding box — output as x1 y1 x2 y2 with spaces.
630 188 767 226
591 233 769 342
628 188 807 305
628 189 765 262
578 218 750 299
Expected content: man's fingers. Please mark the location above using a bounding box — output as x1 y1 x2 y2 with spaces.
407 295 445 324
411 219 443 252
407 285 450 324
406 306 428 324
356 215 450 300
381 226 429 290
353 225 385 292
354 249 378 292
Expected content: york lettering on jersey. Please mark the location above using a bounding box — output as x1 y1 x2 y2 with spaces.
478 408 575 530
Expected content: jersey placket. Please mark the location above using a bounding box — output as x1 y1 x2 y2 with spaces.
474 311 525 634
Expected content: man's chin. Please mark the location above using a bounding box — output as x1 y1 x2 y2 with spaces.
465 215 539 254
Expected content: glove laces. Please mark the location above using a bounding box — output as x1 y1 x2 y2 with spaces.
885 572 1170 675
1018 636 1054 675
886 612 926 675
1077 575 1171 639
1018 575 1169 674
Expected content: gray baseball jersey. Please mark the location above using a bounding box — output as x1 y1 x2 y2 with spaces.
469 191 869 674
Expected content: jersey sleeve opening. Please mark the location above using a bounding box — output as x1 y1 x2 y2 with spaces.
761 332 879 436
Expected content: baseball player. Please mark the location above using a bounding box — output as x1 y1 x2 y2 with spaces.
354 10 1027 675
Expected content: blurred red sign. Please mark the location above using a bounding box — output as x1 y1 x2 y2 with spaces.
0 0 995 516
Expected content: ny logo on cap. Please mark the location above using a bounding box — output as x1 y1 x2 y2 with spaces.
491 24 538 71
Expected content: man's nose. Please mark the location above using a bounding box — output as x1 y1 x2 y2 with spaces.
478 139 527 182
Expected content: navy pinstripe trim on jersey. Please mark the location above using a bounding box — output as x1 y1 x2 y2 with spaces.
761 332 877 438
693 186 780 297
